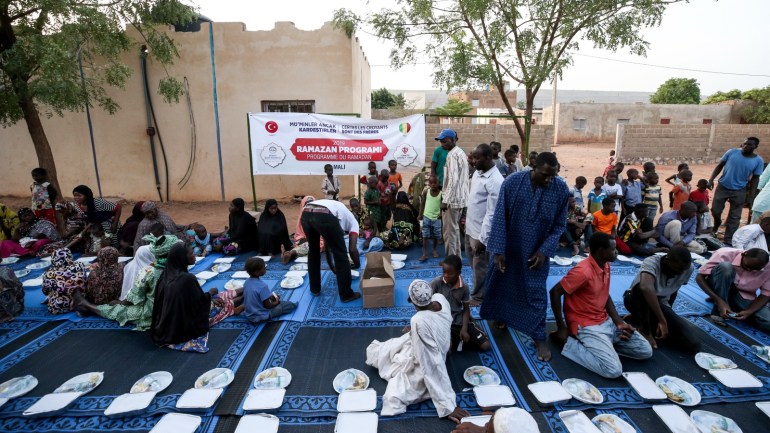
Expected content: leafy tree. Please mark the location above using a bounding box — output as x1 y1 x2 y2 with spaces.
649 78 701 104
371 87 406 109
742 86 770 124
702 89 743 105
0 0 196 194
334 0 687 152
434 98 473 117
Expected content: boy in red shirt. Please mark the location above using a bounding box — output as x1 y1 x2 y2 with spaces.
549 232 652 378
688 179 710 205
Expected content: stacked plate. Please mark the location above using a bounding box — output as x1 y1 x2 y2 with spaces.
242 367 292 413
0 375 38 409
23 372 103 417
176 368 234 411
104 372 173 417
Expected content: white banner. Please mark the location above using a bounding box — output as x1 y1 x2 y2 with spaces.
248 113 426 175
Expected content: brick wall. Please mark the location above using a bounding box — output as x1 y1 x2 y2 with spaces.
616 124 770 165
423 123 553 163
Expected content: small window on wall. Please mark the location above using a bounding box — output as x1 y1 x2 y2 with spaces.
471 99 480 107
617 119 630 125
262 100 315 113
703 119 713 124
572 118 586 130
660 118 671 124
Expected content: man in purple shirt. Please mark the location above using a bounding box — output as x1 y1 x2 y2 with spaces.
655 201 705 253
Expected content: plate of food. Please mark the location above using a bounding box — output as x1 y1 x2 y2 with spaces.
253 367 292 389
562 378 604 404
214 257 235 264
592 414 636 433
224 279 245 291
211 263 231 273
14 269 30 278
54 372 104 394
559 410 602 433
694 352 737 370
751 345 770 363
1 257 19 265
463 366 501 387
391 261 405 270
26 261 50 270
571 255 586 264
196 279 207 287
194 368 234 389
656 375 701 406
0 375 38 399
690 410 742 433
333 369 369 393
280 276 303 289
130 372 173 394
289 264 308 271
551 256 573 266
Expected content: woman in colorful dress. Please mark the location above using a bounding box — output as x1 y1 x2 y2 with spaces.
84 247 123 305
41 248 87 314
65 185 122 243
0 208 61 258
382 192 420 250
0 266 24 322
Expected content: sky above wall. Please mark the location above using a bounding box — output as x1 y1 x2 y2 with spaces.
193 0 769 96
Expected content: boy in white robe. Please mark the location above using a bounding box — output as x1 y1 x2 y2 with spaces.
366 279 470 423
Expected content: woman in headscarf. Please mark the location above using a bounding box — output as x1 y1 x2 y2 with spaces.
257 199 292 256
0 203 20 241
132 201 181 253
74 234 178 330
0 266 24 323
381 191 420 250
61 185 122 245
41 248 87 314
84 247 123 305
214 198 257 255
120 245 154 300
281 196 324 264
0 208 61 258
117 201 144 255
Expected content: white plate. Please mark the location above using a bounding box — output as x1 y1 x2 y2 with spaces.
463 366 501 387
195 368 234 389
695 352 737 370
333 369 370 393
571 255 586 264
390 254 407 262
197 278 207 287
232 271 250 279
224 279 245 291
22 278 42 287
0 375 38 399
55 372 104 394
460 415 492 427
104 391 157 417
285 270 307 278
195 256 204 262
23 391 82 417
254 367 293 389
592 414 636 433
256 255 272 262
559 410 602 433
0 397 7 408
653 404 701 433
211 263 231 273
150 413 202 433
26 262 50 270
616 255 643 265
562 378 603 404
289 264 308 271
755 401 770 419
176 387 223 409
76 256 97 264
709 368 763 389
473 385 515 407
281 276 304 289
351 270 360 278
235 414 279 433
118 257 132 263
338 388 377 412
656 375 701 406
551 256 573 266
214 257 235 264
196 271 218 280
391 261 405 270
295 256 308 263
242 388 286 411
1 257 19 265
14 269 30 278
690 410 742 433
188 264 196 270
751 345 770 363
528 381 572 405
623 372 667 401
335 411 378 433
130 371 173 394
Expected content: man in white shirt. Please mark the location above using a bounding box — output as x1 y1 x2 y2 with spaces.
731 211 770 251
465 144 503 304
300 199 361 302
437 129 469 257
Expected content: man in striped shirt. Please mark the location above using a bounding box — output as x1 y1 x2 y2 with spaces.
436 129 469 257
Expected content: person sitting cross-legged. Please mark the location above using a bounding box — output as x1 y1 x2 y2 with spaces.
655 201 706 254
550 232 652 378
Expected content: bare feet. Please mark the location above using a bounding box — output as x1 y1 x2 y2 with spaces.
418 255 428 262
572 244 580 256
432 250 439 258
535 339 552 361
641 332 658 349
281 251 293 265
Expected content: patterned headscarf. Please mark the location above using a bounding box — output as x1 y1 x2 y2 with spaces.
145 234 179 268
85 247 123 305
42 248 87 295
0 266 24 321
141 201 158 214
408 279 433 307
493 407 539 433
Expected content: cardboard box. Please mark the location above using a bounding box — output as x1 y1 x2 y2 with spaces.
359 252 395 308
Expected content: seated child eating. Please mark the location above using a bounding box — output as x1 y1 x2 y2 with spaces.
430 255 491 352
243 257 297 323
358 215 384 253
191 223 212 257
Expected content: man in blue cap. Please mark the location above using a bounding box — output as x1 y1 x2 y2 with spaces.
434 129 469 257
431 129 455 186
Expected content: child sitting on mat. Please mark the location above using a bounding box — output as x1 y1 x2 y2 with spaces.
190 223 212 257
243 257 296 324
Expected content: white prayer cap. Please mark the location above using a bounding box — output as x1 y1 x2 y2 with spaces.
408 279 433 307
493 407 539 433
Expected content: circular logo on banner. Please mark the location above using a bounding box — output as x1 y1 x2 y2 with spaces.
265 121 278 134
399 122 411 134
394 143 419 167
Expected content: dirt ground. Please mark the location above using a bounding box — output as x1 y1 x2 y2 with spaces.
0 143 725 231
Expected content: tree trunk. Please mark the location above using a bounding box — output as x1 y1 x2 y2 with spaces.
492 80 526 147
524 88 535 156
19 95 62 198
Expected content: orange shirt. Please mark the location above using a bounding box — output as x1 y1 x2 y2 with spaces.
560 255 611 335
672 182 691 211
592 210 618 235
388 172 403 189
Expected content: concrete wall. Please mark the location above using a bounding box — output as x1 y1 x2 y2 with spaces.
543 103 733 144
0 21 370 201
423 123 553 162
616 124 770 165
